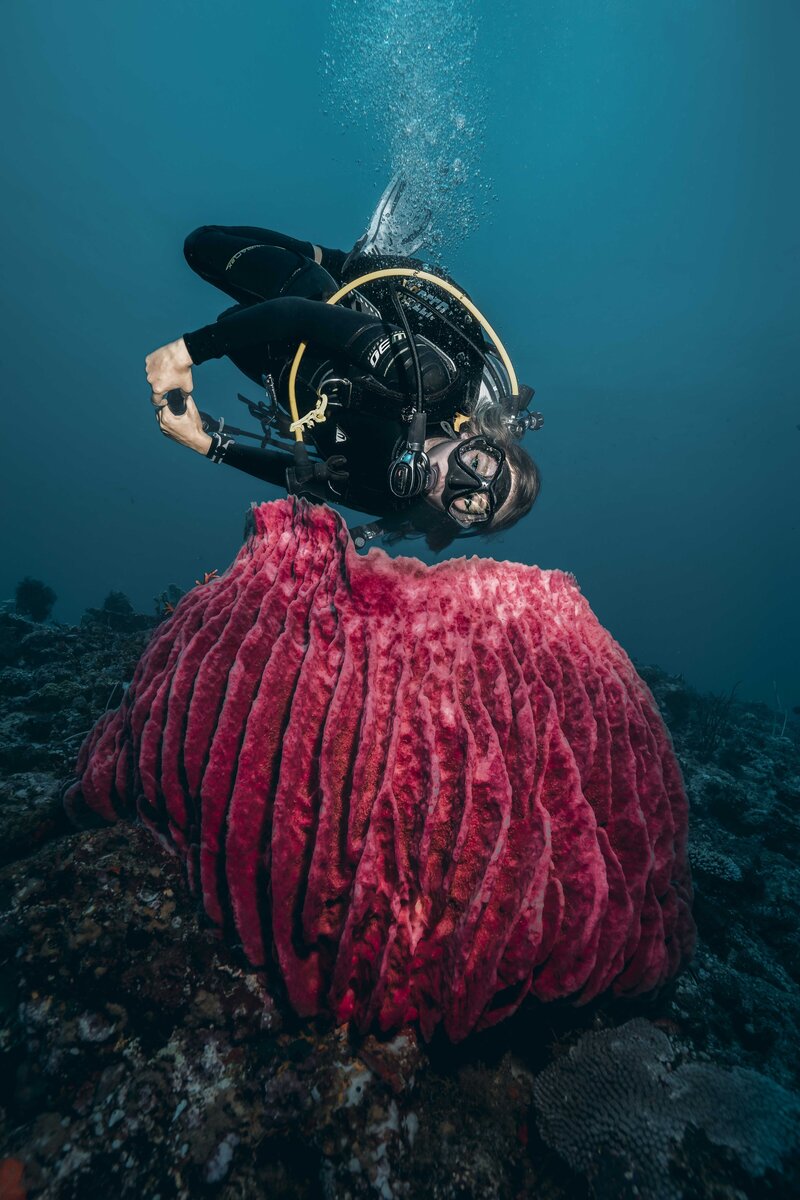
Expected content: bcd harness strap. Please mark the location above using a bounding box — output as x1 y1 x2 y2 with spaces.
286 267 521 445
287 359 473 430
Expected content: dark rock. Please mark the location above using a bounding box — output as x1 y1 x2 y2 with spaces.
0 613 32 668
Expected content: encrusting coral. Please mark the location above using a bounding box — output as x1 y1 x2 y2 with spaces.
533 1018 800 1199
65 498 695 1041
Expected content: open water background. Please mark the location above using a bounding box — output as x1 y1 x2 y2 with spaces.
0 0 797 709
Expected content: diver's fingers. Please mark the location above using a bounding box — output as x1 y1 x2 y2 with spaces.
149 376 193 405
178 393 203 428
155 405 185 446
155 395 191 420
155 395 209 455
145 344 194 401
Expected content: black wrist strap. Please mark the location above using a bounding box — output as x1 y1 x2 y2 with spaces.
206 431 235 464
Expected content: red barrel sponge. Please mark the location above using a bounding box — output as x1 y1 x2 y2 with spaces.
65 498 695 1041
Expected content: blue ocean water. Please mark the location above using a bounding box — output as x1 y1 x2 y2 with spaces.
1 6 800 1193
1 0 797 709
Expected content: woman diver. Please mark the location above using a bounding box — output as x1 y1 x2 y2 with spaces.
146 178 543 550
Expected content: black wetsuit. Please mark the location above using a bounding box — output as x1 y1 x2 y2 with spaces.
181 225 481 516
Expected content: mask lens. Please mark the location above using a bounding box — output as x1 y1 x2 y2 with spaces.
449 497 492 526
444 437 507 527
455 438 504 482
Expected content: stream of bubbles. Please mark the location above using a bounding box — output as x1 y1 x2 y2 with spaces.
322 0 494 259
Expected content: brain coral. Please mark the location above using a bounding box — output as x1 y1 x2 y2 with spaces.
65 499 695 1041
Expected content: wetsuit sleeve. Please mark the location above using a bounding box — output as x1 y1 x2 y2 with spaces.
205 436 329 502
205 438 290 488
183 296 382 366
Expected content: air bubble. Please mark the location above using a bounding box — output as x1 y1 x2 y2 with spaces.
323 0 496 261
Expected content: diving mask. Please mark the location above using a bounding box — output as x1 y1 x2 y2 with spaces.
441 436 511 527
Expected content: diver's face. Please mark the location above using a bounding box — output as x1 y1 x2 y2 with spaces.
425 437 515 527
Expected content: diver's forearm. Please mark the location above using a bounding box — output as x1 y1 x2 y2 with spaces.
183 296 381 366
182 297 315 365
204 434 292 489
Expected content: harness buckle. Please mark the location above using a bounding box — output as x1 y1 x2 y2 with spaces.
319 376 352 408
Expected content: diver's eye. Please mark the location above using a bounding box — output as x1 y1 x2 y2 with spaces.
468 450 498 478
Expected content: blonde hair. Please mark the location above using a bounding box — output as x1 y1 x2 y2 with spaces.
461 407 541 533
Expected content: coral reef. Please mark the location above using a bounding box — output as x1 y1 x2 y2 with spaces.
0 594 798 1196
65 499 694 1041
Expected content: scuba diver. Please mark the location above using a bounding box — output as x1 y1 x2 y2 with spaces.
146 177 543 550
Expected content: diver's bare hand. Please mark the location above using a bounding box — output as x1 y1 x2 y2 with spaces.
146 338 194 406
155 393 212 455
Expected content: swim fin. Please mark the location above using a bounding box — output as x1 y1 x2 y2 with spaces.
344 175 433 268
